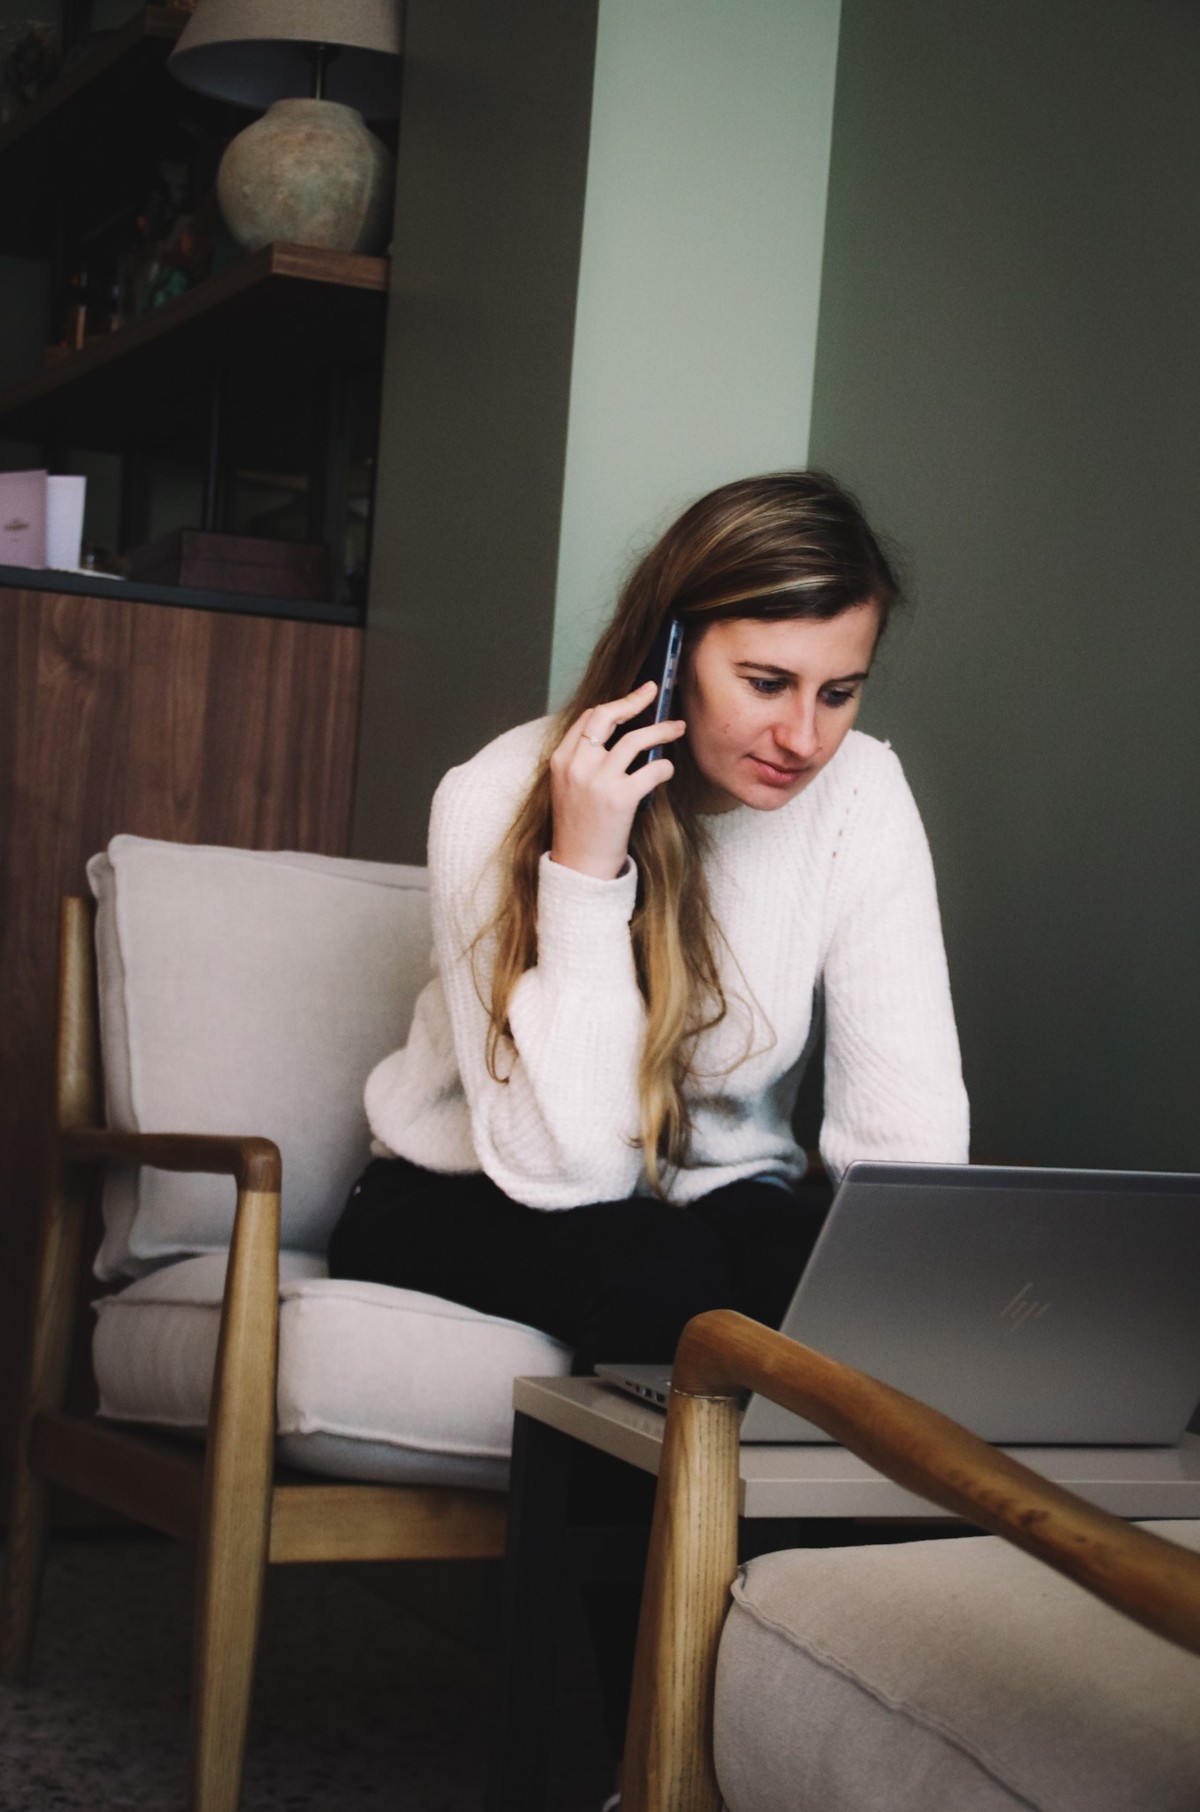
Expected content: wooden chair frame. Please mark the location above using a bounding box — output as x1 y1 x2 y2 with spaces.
0 897 507 1812
622 1308 1200 1812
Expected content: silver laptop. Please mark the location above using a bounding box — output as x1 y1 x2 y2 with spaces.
597 1162 1200 1445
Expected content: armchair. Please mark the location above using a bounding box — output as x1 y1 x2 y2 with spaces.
624 1311 1200 1812
1 836 572 1812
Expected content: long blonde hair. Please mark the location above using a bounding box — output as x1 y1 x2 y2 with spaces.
481 471 899 1194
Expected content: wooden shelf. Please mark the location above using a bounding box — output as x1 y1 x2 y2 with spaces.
0 8 243 259
0 244 389 460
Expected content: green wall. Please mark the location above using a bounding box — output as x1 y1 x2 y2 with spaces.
810 0 1200 1169
548 0 842 703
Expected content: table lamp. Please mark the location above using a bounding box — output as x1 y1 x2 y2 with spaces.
169 0 403 256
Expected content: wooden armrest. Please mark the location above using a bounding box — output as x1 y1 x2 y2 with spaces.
624 1311 1200 1812
61 1127 281 1194
57 1125 282 1511
673 1310 1200 1651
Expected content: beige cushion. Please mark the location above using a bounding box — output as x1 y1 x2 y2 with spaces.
88 836 432 1279
715 1529 1200 1812
93 1253 571 1489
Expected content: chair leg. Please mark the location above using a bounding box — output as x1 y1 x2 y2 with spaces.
0 1163 92 1681
0 1455 50 1680
187 1491 271 1812
186 1171 280 1812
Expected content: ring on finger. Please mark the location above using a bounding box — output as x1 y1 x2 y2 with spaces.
583 732 605 747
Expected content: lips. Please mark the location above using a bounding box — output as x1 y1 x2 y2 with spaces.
749 755 809 786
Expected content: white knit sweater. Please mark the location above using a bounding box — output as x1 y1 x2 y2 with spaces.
365 718 969 1208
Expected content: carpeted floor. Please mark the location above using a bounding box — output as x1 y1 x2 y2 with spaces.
0 1537 614 1811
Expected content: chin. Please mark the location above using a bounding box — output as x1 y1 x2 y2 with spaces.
746 783 807 811
709 775 808 813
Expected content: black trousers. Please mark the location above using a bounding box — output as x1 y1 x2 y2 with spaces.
327 1155 833 1754
328 1155 832 1374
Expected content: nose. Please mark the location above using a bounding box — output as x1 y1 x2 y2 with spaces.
773 698 820 763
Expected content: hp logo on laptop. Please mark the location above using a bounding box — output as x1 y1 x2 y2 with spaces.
1000 1281 1052 1331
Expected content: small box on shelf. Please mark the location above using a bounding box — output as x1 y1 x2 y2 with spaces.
122 528 331 601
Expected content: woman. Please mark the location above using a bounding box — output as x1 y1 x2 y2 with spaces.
328 471 969 1773
331 471 969 1360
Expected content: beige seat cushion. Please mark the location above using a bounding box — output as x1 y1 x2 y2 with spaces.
88 836 432 1279
715 1529 1200 1812
93 1253 571 1490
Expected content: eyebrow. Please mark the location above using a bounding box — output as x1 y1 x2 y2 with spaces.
735 662 871 684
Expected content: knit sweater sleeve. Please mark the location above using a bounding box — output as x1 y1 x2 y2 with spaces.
423 757 647 1208
819 749 970 1179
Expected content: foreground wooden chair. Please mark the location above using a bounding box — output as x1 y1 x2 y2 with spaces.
0 873 534 1812
624 1310 1200 1812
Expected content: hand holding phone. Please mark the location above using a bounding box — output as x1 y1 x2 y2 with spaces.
608 618 684 771
548 620 686 879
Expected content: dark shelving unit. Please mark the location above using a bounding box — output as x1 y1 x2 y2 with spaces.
0 7 394 614
0 7 240 259
0 243 388 460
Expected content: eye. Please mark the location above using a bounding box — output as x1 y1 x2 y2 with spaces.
820 686 858 708
746 676 787 696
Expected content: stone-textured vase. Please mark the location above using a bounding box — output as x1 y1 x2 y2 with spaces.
218 97 394 255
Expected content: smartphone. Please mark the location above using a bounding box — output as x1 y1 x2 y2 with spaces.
610 617 684 771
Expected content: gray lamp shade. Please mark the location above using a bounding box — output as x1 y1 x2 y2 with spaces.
170 0 403 120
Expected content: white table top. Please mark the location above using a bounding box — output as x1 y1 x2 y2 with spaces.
514 1375 1200 1521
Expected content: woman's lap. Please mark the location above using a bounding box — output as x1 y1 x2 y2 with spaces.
328 1154 833 1756
327 1155 830 1372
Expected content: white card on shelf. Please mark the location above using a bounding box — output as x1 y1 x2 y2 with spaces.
46 474 87 570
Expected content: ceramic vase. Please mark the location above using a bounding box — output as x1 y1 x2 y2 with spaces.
218 97 394 255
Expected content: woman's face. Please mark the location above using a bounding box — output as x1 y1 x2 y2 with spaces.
680 604 881 813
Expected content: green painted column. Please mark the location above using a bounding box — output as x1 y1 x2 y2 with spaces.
549 0 842 702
